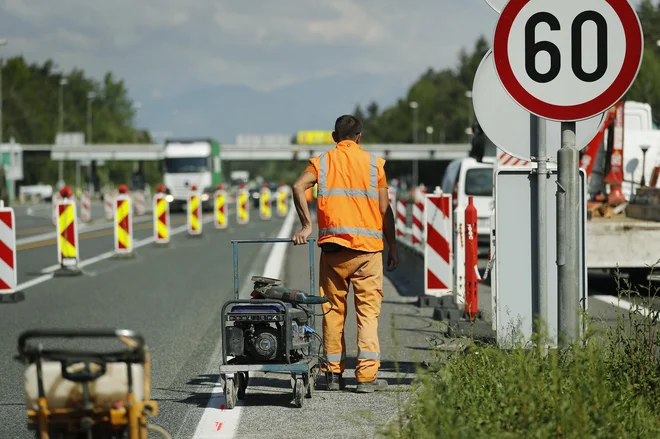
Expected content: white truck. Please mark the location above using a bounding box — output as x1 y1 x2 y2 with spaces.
162 138 223 212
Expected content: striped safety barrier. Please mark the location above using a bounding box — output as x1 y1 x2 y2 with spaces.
412 187 426 244
188 186 202 235
498 151 530 167
80 191 91 223
104 192 114 220
237 186 249 225
396 200 407 236
153 191 169 244
114 192 133 254
57 197 79 268
424 193 453 296
0 202 17 293
276 186 288 217
215 186 228 229
388 187 397 213
260 185 272 220
133 190 146 216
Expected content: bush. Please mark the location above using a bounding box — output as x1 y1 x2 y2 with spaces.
384 273 660 439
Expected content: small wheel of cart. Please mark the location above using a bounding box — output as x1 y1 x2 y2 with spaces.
224 376 237 409
304 372 314 399
237 372 248 400
293 377 305 408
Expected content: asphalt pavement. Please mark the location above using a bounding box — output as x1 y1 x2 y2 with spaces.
0 205 286 438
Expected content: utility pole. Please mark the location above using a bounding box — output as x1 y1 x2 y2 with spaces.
57 77 68 189
410 101 419 187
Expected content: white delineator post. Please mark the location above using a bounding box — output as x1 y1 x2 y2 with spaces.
424 192 453 297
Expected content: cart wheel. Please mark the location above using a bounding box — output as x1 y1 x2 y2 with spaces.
294 377 305 407
225 378 236 409
237 372 247 400
304 373 314 399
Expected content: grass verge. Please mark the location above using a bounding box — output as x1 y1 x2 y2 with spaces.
382 270 660 439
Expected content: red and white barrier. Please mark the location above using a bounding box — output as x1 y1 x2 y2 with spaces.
498 151 530 167
104 192 114 220
424 193 453 296
133 190 146 216
396 200 407 236
0 202 17 294
412 186 426 244
80 191 91 223
51 193 62 226
388 187 397 213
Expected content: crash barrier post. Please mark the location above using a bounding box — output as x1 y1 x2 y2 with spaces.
465 196 479 320
0 200 17 293
56 187 82 276
412 186 426 244
276 184 288 217
133 190 146 216
388 187 397 214
104 192 114 220
114 185 134 258
214 184 228 229
188 185 202 236
237 184 249 225
396 200 407 236
153 185 169 245
424 192 453 296
80 191 91 223
259 184 272 220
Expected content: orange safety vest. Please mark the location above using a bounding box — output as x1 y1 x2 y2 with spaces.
309 140 385 252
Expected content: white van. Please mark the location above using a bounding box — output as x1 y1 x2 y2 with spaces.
440 157 494 246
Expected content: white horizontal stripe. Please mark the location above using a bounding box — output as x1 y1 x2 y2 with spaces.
0 213 15 247
0 250 16 289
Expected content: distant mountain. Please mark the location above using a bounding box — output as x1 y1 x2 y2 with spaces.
137 73 407 144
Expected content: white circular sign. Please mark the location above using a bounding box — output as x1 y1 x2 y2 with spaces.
473 49 605 160
493 0 643 122
485 0 507 14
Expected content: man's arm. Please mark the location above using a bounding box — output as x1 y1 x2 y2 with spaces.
292 171 317 230
378 187 396 250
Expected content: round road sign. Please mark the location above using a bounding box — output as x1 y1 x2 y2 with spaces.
493 0 643 122
485 0 507 14
473 49 605 160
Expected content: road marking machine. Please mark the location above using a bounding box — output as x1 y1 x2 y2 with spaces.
16 329 171 439
220 238 329 408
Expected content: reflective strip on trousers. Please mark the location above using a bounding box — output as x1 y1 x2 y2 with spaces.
358 350 380 360
317 152 378 199
326 352 346 362
319 226 383 239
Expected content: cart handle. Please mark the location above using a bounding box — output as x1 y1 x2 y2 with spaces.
18 329 145 356
230 238 316 244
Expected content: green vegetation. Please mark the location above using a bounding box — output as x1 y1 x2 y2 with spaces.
381 275 660 438
1 56 151 187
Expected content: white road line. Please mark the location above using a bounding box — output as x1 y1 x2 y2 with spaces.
592 295 654 317
15 216 215 293
192 207 296 439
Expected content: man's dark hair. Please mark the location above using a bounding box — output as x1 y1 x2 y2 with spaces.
334 115 362 141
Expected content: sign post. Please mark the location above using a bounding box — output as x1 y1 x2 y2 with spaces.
492 0 644 346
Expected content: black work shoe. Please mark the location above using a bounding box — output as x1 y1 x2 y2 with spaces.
325 372 345 390
356 378 388 393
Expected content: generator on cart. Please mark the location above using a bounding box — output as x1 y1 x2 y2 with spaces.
219 238 329 408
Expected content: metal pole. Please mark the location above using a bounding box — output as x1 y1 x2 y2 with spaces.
557 121 579 347
412 106 418 187
532 114 548 349
58 83 64 186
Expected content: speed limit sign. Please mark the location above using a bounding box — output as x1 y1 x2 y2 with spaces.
493 0 643 122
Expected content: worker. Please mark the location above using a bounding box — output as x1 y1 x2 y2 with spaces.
292 114 398 394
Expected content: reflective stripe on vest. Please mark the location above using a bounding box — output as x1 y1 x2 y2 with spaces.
317 152 378 200
319 226 382 239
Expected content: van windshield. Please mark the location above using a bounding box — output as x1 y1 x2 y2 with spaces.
165 157 208 173
465 168 493 196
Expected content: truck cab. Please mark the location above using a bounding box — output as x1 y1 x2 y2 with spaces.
162 139 222 212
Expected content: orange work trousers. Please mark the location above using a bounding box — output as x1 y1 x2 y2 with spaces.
319 248 383 383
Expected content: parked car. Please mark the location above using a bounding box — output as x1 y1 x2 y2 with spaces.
440 157 495 247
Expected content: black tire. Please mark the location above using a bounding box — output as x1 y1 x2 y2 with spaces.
237 373 247 400
294 378 304 407
305 373 314 399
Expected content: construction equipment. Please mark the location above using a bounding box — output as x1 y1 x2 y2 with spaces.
16 329 170 439
219 238 328 409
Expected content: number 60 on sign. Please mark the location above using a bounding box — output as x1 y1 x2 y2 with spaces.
493 0 643 122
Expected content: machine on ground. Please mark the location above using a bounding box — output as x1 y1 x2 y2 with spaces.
220 238 328 408
16 329 170 439
161 138 223 212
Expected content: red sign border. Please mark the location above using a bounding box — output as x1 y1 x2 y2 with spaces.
493 0 643 121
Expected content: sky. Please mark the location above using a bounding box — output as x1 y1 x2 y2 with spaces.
0 0 646 143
